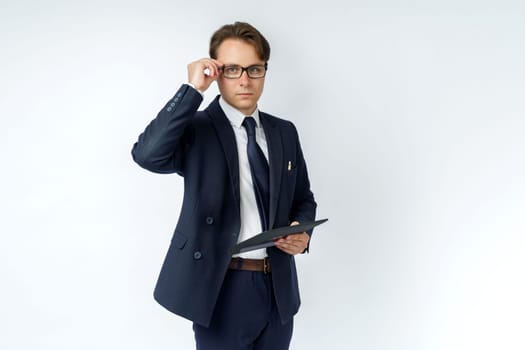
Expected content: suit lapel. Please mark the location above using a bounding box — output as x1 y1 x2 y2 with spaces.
206 97 241 215
260 113 283 229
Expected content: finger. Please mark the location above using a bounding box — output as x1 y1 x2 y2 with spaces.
204 60 218 75
194 59 216 76
285 234 307 245
200 62 215 77
275 240 304 255
275 243 297 255
205 59 224 76
209 58 224 72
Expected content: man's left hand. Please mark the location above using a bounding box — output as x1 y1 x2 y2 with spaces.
274 221 310 255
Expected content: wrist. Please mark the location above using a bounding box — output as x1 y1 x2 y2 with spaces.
186 82 204 96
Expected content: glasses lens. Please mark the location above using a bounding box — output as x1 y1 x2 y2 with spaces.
223 65 242 78
247 65 266 78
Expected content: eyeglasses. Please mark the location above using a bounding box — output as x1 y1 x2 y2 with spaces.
220 63 268 79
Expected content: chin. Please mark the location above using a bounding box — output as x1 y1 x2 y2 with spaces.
234 99 255 109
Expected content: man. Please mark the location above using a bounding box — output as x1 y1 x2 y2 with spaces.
132 21 317 349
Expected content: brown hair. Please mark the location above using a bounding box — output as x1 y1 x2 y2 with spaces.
209 21 270 62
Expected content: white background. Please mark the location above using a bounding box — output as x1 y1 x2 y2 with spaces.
2 1 524 349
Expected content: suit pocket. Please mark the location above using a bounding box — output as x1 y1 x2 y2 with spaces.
172 231 188 249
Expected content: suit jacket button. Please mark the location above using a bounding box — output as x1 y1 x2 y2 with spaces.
193 251 202 260
206 217 214 225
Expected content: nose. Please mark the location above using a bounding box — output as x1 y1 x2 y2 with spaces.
238 70 251 85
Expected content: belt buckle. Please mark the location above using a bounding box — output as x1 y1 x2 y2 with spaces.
263 258 269 274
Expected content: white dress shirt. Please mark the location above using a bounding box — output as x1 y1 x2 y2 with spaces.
219 97 269 259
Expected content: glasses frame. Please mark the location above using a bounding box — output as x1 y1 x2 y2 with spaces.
220 63 268 79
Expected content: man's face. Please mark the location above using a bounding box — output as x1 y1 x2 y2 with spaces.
216 39 266 116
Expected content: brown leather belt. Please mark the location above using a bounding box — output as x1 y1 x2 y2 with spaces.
229 257 271 274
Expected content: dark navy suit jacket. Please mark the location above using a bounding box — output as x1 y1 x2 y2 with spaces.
132 84 316 327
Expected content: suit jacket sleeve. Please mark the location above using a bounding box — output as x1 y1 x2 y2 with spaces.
131 84 203 174
288 122 317 237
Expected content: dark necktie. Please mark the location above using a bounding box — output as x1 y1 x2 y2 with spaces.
242 117 270 231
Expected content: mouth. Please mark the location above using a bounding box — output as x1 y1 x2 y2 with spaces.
237 92 253 97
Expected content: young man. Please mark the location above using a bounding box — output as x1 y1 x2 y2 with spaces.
132 21 317 349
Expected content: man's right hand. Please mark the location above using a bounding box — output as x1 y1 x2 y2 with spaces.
187 58 223 93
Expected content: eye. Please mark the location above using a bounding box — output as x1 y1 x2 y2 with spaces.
225 66 240 74
248 66 262 74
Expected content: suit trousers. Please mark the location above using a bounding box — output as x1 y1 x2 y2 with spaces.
193 269 293 350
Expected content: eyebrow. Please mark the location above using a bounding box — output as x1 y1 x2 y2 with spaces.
222 63 265 66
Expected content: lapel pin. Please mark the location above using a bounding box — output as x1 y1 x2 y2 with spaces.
288 161 291 171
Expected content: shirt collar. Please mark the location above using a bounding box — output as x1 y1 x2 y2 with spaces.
219 96 261 129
